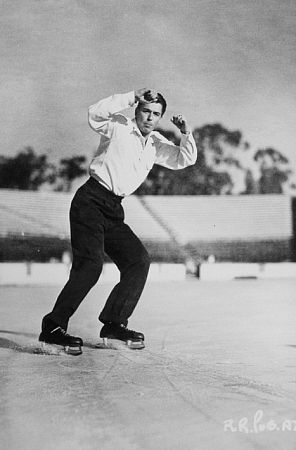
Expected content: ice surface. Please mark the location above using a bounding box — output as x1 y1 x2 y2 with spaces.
1 279 296 449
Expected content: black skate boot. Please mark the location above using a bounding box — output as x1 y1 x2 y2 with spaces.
39 318 83 355
99 323 145 350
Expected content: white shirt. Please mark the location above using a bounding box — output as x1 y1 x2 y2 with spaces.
88 91 197 196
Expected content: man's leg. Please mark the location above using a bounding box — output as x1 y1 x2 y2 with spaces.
99 222 150 326
43 185 105 330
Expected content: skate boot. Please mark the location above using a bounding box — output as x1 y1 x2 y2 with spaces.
100 323 145 350
39 318 83 355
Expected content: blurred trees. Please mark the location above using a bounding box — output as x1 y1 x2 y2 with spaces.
254 147 292 194
136 124 294 195
0 148 87 192
137 123 247 195
55 156 87 192
0 147 55 190
0 128 294 194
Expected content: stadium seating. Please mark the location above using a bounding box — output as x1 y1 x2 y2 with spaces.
142 195 293 242
0 189 294 263
0 189 71 237
0 189 170 241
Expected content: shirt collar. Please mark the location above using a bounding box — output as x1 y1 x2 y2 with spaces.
131 118 142 135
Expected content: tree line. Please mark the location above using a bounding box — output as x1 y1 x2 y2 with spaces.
0 124 294 195
0 147 87 192
136 124 294 195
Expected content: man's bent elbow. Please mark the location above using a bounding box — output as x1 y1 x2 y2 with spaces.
178 155 197 169
175 162 193 170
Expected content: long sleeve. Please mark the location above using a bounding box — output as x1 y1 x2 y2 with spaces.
153 131 197 169
88 91 136 138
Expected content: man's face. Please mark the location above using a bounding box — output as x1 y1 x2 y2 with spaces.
135 102 163 137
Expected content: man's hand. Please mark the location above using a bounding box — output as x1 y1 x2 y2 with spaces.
171 114 190 134
135 88 158 103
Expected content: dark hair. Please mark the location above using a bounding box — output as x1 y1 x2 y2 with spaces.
137 92 167 116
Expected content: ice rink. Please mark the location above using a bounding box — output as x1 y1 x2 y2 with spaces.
1 278 296 450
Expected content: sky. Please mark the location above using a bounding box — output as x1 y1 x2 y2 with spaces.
0 0 295 173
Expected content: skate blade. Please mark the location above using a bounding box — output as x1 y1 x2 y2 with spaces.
96 337 145 350
126 339 145 350
40 342 82 356
64 345 82 356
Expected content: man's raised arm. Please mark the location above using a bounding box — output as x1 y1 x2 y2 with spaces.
88 87 156 135
155 114 197 169
88 91 135 136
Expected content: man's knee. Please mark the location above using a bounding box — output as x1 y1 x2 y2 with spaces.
88 261 103 285
71 258 103 286
137 248 150 274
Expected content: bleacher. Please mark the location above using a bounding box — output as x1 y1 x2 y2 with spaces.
0 189 294 263
142 195 293 242
0 190 71 237
0 189 170 241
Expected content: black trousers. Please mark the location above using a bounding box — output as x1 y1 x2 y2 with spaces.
44 177 150 330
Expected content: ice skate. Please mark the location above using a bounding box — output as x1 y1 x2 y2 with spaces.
98 323 145 350
39 319 83 355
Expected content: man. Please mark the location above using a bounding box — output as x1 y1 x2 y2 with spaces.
39 88 197 354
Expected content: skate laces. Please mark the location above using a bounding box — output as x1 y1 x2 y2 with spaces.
120 324 134 332
121 325 139 337
127 327 137 334
51 326 69 336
